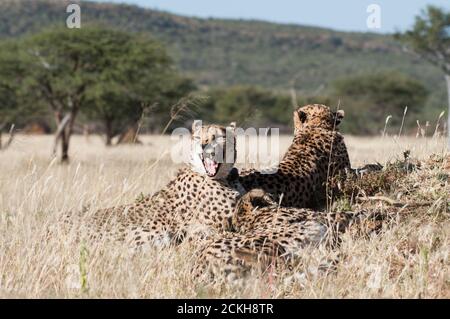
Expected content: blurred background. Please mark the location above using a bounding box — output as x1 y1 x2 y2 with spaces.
0 0 448 161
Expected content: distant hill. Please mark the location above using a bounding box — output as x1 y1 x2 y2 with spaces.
0 0 446 109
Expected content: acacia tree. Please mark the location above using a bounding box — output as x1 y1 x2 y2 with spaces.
396 6 450 145
16 27 185 160
19 28 111 162
83 32 194 145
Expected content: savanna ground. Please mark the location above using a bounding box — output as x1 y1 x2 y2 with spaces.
0 133 449 298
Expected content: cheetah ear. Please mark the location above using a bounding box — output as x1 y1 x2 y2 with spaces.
192 120 202 135
228 122 236 132
293 110 307 129
335 110 345 125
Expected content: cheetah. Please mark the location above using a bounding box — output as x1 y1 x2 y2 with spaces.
56 121 244 248
193 189 383 282
56 105 349 252
239 104 351 209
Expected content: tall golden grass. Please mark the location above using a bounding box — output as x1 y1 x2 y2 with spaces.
0 134 448 298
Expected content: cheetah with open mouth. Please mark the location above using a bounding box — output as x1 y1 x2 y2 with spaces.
56 105 352 261
55 121 244 248
191 105 371 281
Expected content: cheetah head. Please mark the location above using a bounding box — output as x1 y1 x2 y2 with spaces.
232 189 277 232
293 104 344 134
190 121 237 179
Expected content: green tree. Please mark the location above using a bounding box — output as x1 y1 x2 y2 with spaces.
11 27 188 159
333 72 428 134
81 30 191 145
18 27 111 161
396 6 450 144
202 86 292 128
0 41 29 149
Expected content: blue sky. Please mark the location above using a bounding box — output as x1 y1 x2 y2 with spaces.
93 0 449 33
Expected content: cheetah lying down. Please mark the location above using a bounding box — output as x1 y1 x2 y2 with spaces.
55 121 243 248
192 189 383 282
57 104 350 252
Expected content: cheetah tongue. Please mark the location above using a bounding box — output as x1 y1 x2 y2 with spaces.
204 157 219 176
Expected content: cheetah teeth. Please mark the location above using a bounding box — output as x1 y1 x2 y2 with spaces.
204 157 219 176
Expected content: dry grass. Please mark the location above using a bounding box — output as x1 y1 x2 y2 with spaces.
0 133 449 298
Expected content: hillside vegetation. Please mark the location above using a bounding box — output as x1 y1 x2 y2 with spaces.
0 0 448 140
0 0 446 99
